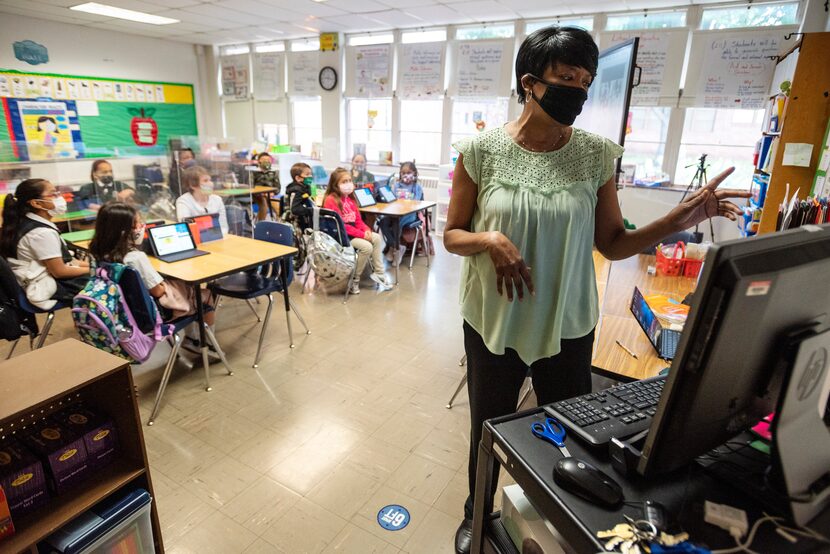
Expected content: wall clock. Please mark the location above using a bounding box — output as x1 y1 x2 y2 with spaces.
319 66 338 91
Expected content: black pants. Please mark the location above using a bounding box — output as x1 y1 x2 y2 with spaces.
462 320 595 519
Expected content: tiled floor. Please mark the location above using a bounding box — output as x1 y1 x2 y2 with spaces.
7 244 526 553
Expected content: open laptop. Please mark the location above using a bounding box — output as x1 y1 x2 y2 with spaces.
148 222 209 263
629 286 682 360
375 185 396 203
185 213 224 243
354 187 377 208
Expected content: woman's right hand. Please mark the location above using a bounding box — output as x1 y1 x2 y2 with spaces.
485 232 534 301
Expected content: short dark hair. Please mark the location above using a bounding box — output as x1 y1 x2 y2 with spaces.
0 179 50 258
90 159 111 182
257 152 272 161
290 162 311 182
399 161 418 179
89 202 138 264
515 26 599 104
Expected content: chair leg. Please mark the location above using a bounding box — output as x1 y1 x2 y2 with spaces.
302 265 312 295
343 255 358 304
203 323 234 377
459 354 467 366
446 371 468 409
253 294 275 368
288 297 311 335
283 296 295 349
409 227 420 270
245 298 261 322
423 226 431 268
35 312 56 349
148 334 183 426
517 380 534 410
5 338 20 360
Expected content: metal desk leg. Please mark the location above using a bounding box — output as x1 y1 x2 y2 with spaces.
394 216 401 285
267 192 277 220
280 258 294 348
471 424 497 554
194 285 211 392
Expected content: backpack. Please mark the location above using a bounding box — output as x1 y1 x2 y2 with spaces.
72 264 168 363
305 207 356 292
0 257 38 342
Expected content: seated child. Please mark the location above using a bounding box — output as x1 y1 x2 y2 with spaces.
380 161 425 265
285 162 315 231
175 166 229 235
322 168 391 295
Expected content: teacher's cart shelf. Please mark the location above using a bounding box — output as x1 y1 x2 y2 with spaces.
0 339 163 554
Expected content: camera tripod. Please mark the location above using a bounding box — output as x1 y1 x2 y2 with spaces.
680 153 713 243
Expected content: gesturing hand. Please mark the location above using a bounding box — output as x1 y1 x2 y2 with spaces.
485 232 534 302
669 167 750 231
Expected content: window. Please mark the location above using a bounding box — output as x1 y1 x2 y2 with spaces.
526 17 594 34
221 45 250 55
700 2 799 29
348 33 394 46
455 23 514 40
400 100 443 166
291 98 322 157
290 38 320 52
675 108 765 189
255 43 285 53
347 99 393 163
450 98 509 147
606 11 686 30
623 107 671 183
401 29 447 44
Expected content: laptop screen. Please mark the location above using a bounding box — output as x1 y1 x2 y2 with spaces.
188 213 223 243
630 287 662 347
377 186 396 203
354 187 376 208
149 223 196 257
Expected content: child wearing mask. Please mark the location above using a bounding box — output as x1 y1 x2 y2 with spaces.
350 153 375 190
76 159 135 211
0 179 90 308
89 202 216 326
175 166 229 235
322 168 391 295
251 152 279 221
285 162 315 231
168 148 196 198
380 161 424 264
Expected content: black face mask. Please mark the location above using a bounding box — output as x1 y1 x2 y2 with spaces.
98 175 114 186
527 75 588 126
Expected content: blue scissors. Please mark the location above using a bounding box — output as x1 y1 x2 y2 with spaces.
531 417 571 457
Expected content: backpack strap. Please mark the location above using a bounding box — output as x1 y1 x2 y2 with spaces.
16 217 73 263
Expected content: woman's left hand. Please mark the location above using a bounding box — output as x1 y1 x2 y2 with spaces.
667 167 750 231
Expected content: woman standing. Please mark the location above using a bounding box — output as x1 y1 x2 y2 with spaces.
443 26 746 554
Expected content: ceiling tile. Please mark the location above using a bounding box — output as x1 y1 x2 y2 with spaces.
496 0 570 17
181 4 278 25
260 0 349 18
0 0 111 22
325 0 391 14
318 13 388 30
154 9 239 29
376 0 436 8
444 0 518 19
26 0 81 7
403 3 473 23
363 8 425 26
142 0 202 8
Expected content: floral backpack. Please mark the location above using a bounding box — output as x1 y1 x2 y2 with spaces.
72 264 169 362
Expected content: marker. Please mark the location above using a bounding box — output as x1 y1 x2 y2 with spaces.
615 340 638 359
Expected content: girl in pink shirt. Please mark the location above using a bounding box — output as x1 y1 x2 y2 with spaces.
323 168 391 294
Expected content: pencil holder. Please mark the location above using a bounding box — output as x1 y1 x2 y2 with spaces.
655 242 685 277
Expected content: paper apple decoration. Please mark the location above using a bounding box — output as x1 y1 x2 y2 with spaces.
128 107 158 146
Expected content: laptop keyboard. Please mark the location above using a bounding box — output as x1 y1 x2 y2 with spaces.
544 375 666 446
661 330 680 359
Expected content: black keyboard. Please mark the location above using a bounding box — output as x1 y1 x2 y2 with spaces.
544 375 666 447
660 329 681 359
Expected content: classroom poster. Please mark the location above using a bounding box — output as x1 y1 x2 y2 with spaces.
253 52 284 100
221 54 250 99
289 52 319 96
454 41 507 97
696 34 782 109
603 31 683 106
398 43 445 99
353 45 392 97
0 69 197 162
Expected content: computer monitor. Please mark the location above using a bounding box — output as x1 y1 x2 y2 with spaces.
639 224 830 479
575 38 639 148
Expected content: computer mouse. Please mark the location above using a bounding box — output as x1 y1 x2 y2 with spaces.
553 457 624 509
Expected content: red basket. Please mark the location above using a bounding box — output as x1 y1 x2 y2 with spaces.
655 242 686 277
682 258 704 278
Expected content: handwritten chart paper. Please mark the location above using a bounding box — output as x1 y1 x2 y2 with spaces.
253 52 284 100
454 41 507 97
221 54 249 99
696 34 781 109
602 31 686 106
352 45 392 97
289 51 319 96
398 43 445 99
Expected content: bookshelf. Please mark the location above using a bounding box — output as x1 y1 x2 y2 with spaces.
0 339 163 553
758 32 830 234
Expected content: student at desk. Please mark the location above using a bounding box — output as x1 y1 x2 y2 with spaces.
1 179 90 308
442 25 749 554
350 153 375 190
251 152 279 221
379 161 425 265
285 162 315 231
175 166 229 236
75 159 135 211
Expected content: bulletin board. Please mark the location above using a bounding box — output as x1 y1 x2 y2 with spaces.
0 69 198 162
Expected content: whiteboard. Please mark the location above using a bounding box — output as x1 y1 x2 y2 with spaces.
220 54 249 99
397 43 445 99
681 27 797 109
598 29 687 107
288 51 319 97
345 44 393 97
253 52 284 100
448 39 513 98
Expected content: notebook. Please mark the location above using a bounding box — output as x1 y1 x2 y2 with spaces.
148 222 209 263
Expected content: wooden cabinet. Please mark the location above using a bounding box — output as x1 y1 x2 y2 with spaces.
0 339 162 553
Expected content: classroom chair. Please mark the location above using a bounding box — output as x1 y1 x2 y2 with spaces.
0 256 66 358
92 263 233 426
445 360 534 411
402 217 432 271
208 221 310 367
304 208 358 305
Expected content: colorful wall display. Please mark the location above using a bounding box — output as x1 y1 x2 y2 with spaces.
0 69 198 162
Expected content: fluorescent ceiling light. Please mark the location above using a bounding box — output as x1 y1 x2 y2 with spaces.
70 2 179 25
